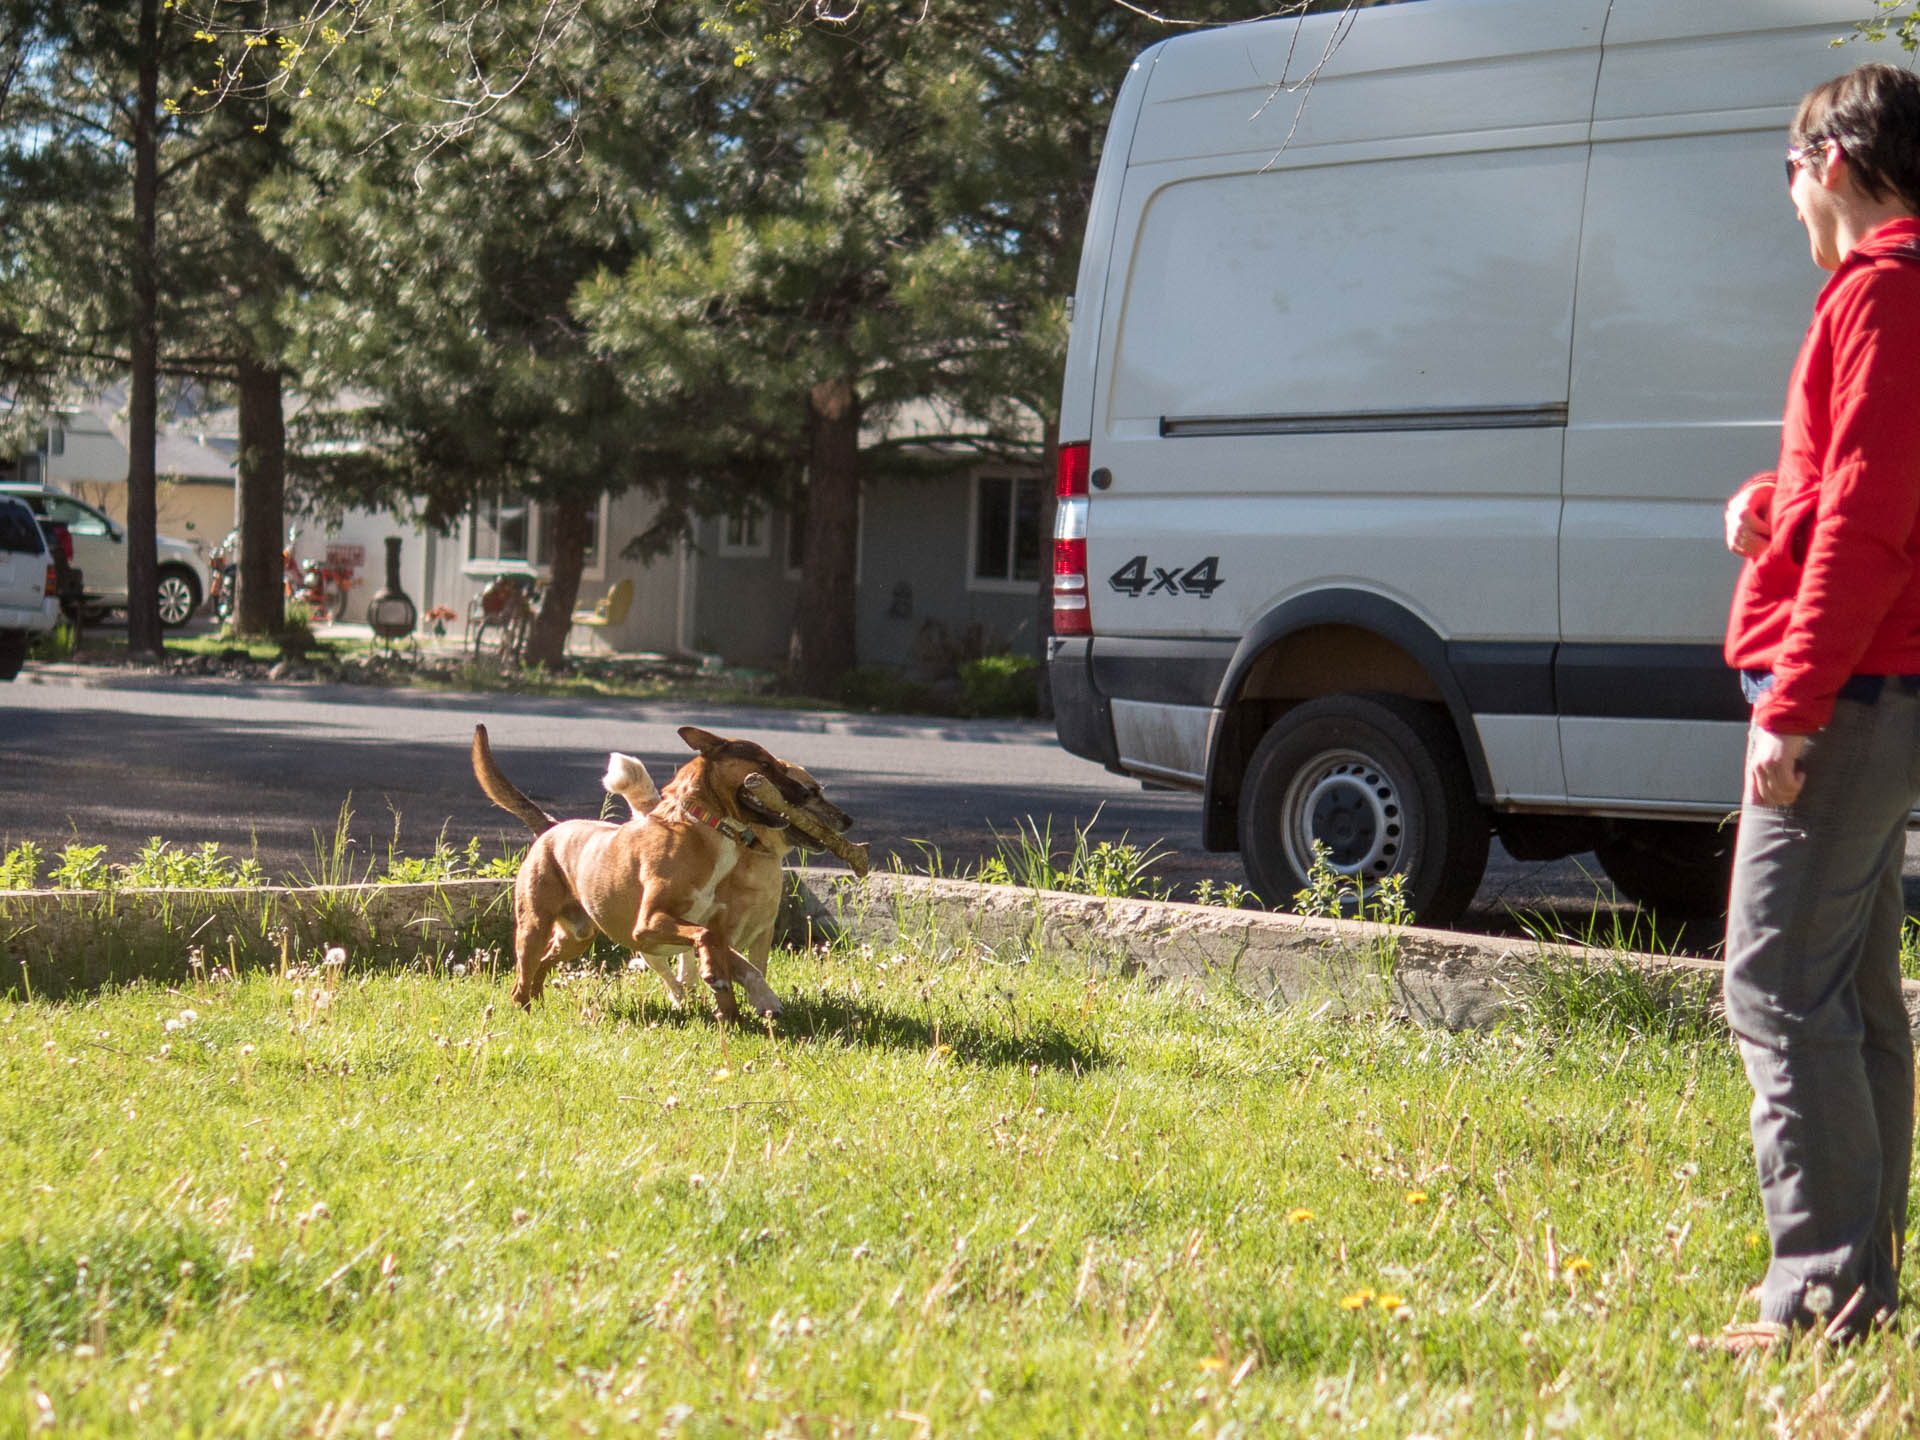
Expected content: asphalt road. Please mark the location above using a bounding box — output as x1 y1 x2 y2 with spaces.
0 657 1689 939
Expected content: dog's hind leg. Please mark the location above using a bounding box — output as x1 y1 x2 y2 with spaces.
512 901 593 1008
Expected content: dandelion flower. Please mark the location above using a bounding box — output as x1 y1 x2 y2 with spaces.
1746 1232 1764 1249
711 1067 731 1082
323 946 347 967
1406 1190 1428 1205
1565 1256 1593 1277
1376 1292 1403 1310
1196 1357 1224 1372
1287 1208 1314 1224
1339 1288 1375 1310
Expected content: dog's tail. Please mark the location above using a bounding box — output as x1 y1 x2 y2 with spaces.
471 724 557 835
603 752 660 818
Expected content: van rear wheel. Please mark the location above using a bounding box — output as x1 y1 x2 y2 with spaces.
1238 693 1489 926
1593 819 1735 920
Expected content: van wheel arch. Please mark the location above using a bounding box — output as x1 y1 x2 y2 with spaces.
1201 593 1493 852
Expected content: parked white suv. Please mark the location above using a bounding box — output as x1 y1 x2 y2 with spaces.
0 494 59 679
0 484 210 627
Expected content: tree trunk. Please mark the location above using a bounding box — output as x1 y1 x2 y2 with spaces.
234 353 287 636
789 376 861 695
524 496 593 668
123 0 162 658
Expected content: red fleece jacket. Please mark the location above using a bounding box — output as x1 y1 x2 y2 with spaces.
1725 216 1920 735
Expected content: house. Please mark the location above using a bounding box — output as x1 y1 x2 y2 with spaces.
426 398 1050 673
2 399 238 557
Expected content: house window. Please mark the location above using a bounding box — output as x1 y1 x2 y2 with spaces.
466 492 607 578
718 504 770 558
970 473 1045 589
535 502 602 572
468 493 530 563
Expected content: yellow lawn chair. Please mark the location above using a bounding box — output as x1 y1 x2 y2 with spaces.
568 577 633 656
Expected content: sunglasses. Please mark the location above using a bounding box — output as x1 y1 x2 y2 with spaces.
1785 138 1829 188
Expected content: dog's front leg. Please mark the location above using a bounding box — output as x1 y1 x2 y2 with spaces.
730 923 783 1019
632 948 688 1009
632 907 741 1024
691 933 742 1024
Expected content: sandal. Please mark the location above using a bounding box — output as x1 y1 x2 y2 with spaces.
1687 1322 1789 1357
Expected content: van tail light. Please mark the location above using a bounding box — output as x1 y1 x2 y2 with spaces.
44 563 58 598
1053 441 1091 636
50 523 73 562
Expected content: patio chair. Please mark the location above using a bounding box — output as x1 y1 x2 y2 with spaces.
568 578 633 656
471 573 539 661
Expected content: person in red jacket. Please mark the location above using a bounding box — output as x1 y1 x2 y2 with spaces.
1704 64 1920 1355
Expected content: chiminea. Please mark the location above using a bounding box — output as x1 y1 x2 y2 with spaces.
367 536 417 639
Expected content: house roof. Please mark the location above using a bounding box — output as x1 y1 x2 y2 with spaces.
863 397 1044 459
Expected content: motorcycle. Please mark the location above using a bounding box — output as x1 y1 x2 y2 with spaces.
284 528 355 622
208 528 238 624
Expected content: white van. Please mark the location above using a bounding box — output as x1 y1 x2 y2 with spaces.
1047 0 1873 923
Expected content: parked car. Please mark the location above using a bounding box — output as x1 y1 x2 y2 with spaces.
0 493 60 679
0 483 211 627
35 515 85 624
1047 0 1855 922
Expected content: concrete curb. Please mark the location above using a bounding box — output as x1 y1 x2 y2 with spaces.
7 870 1918 1037
798 872 1722 1030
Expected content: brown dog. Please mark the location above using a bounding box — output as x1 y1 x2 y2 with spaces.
471 723 854 1021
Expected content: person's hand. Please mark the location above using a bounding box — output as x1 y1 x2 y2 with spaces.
1747 725 1808 807
1726 481 1775 558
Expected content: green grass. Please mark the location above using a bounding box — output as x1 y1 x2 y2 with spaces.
1 823 518 893
1 925 1911 1437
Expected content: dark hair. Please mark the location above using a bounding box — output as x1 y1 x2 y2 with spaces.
1793 63 1920 214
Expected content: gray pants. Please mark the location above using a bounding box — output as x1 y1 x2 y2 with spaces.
1724 688 1920 1334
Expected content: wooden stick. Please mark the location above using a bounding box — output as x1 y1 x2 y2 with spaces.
741 774 871 876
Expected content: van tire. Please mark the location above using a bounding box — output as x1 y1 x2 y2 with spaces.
0 631 28 680
1593 819 1735 920
1238 692 1489 925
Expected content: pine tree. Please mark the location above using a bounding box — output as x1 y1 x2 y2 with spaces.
580 0 1253 694
0 2 302 646
260 2 789 668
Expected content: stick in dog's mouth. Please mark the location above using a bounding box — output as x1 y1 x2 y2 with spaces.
741 773 870 877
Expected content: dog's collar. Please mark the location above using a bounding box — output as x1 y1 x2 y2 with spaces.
662 798 763 851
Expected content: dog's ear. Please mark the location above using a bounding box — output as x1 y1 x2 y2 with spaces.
678 726 724 755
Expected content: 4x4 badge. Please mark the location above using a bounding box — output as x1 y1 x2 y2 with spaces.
1108 555 1224 598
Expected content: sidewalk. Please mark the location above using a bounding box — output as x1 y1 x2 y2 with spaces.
311 616 687 668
